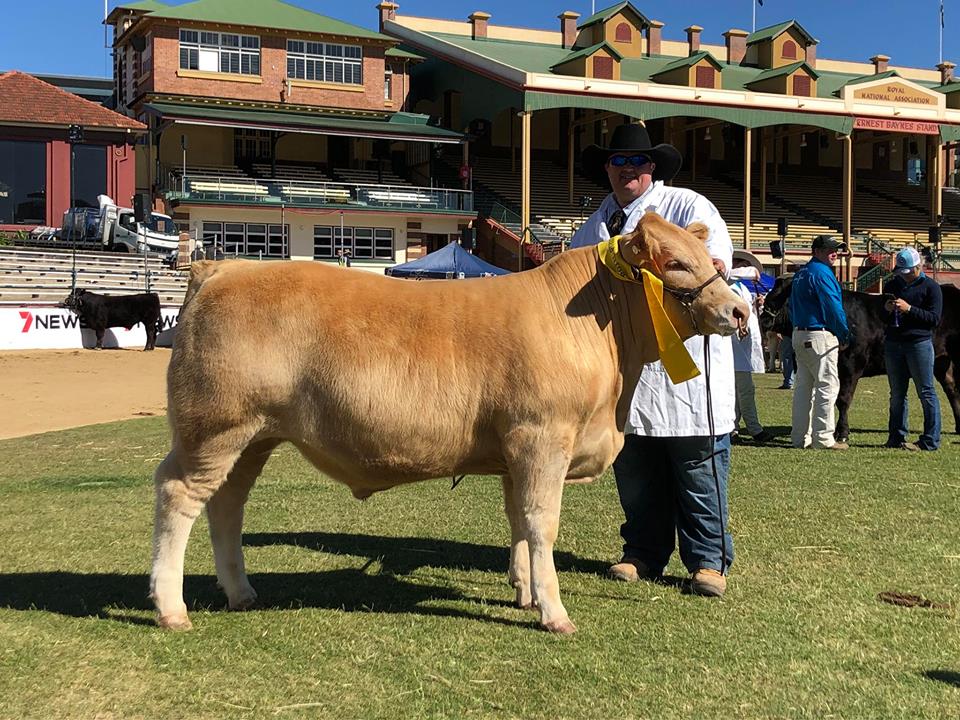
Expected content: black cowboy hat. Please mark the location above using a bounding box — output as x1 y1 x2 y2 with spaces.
581 123 683 187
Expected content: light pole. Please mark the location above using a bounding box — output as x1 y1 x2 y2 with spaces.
67 124 84 290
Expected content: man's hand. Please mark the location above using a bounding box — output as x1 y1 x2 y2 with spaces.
839 343 849 352
884 297 911 314
712 258 727 276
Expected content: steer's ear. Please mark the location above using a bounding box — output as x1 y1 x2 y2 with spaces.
685 222 710 244
618 225 654 265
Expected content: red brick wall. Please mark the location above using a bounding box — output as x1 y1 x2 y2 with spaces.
148 23 391 111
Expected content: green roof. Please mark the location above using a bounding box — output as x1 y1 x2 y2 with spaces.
579 1 649 29
143 100 464 141
385 46 424 61
550 41 623 69
843 70 901 86
116 0 168 11
935 81 960 94
746 61 820 85
746 20 817 46
651 51 722 76
144 0 391 41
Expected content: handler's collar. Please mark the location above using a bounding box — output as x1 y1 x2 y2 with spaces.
597 235 700 384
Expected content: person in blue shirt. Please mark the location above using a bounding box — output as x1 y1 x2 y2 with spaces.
789 235 850 450
883 246 943 451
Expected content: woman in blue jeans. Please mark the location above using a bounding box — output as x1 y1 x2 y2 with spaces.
883 248 943 451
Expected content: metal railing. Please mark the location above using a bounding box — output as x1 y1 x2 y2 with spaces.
165 174 472 213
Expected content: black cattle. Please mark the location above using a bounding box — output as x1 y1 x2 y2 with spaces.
762 276 960 442
60 288 163 351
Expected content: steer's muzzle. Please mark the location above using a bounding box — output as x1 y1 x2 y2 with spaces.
689 281 751 337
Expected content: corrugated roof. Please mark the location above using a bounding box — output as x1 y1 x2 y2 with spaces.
579 2 649 30
651 51 722 76
550 42 623 69
0 71 144 130
746 20 817 46
144 100 463 141
745 61 820 84
843 70 900 86
144 0 391 41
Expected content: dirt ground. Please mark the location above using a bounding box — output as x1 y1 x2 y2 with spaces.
0 348 171 440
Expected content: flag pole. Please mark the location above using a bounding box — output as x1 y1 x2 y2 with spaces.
752 1 756 33
940 1 944 65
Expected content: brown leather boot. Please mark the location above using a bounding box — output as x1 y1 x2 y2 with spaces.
688 568 727 597
607 557 653 583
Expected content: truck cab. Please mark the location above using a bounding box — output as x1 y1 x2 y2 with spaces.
111 208 179 254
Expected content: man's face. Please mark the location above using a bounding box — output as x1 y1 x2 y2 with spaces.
901 266 921 281
814 247 840 266
605 153 655 204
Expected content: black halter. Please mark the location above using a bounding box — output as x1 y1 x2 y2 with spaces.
658 271 725 334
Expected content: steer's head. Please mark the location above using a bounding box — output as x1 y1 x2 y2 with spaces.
616 211 749 338
59 288 88 312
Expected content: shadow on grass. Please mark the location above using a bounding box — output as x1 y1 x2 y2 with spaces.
244 531 610 577
0 568 537 629
923 669 960 687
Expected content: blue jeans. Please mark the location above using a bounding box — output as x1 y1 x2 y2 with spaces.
781 337 796 388
885 338 941 450
612 434 734 576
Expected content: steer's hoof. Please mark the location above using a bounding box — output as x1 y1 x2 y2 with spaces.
228 590 258 611
543 618 577 635
157 613 193 631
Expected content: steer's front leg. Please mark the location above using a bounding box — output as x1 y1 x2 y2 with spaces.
501 475 532 609
504 430 575 634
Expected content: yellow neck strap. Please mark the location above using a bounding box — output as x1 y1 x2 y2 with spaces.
598 235 701 384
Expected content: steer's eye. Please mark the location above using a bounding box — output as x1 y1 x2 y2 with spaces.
665 260 689 272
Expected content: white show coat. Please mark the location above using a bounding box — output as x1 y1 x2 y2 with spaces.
570 181 735 437
730 281 766 374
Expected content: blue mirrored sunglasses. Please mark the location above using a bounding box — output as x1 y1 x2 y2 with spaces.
607 154 652 168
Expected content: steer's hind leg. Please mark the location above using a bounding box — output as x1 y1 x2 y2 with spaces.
207 438 280 611
150 427 257 630
504 431 575 634
501 475 532 609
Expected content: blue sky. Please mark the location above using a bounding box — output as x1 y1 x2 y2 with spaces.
0 0 955 78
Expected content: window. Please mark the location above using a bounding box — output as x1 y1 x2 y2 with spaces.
0 140 46 224
314 225 394 260
384 67 393 100
781 40 798 60
72 144 107 209
615 23 632 43
286 40 363 85
234 128 272 161
793 74 811 97
695 66 715 88
179 28 260 75
206 222 287 257
593 56 613 80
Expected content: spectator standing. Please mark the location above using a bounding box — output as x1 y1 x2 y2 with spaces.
570 123 736 597
883 247 943 450
729 265 773 443
789 235 850 450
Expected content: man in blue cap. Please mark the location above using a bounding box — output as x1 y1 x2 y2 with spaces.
883 247 943 450
789 235 850 449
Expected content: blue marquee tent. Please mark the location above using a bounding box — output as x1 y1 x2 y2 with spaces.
385 241 510 279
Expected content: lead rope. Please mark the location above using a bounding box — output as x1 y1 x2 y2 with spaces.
702 334 728 575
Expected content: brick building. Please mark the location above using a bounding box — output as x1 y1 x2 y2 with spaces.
0 71 145 234
107 0 472 269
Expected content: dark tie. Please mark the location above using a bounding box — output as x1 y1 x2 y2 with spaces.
606 208 626 236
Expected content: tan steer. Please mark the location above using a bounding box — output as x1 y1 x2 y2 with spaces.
151 212 749 634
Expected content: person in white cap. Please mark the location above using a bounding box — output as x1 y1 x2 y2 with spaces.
883 246 943 450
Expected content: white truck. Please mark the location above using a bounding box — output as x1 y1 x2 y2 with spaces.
59 195 181 255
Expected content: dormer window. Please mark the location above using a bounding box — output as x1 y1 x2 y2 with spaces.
615 23 632 43
782 40 798 60
695 66 715 88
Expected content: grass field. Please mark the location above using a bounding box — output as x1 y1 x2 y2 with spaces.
1 373 958 719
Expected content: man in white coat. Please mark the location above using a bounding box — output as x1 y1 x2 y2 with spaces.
570 123 735 597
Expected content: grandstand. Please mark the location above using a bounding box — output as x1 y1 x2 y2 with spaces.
0 247 188 306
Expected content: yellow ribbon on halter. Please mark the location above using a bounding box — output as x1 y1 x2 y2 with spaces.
598 235 701 384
